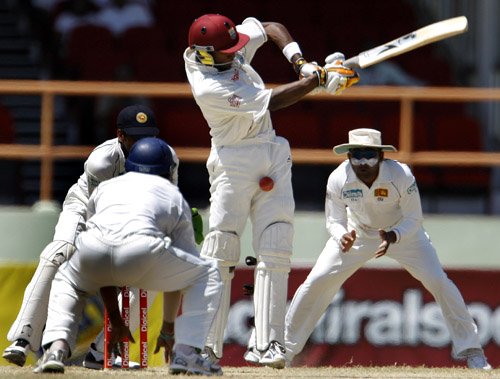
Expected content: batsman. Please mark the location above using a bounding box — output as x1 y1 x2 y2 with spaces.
184 13 358 368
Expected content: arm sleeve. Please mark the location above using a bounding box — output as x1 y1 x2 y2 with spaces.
84 152 117 196
86 188 97 220
169 197 199 254
389 164 424 242
237 17 267 63
168 145 179 186
325 173 349 242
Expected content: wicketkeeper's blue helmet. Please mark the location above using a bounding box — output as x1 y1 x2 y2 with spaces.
125 137 175 180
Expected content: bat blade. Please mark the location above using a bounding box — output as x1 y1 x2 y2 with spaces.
343 16 468 69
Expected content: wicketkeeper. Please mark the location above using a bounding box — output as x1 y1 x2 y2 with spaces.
34 138 222 375
3 105 190 369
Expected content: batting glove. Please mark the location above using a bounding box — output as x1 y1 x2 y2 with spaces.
324 52 360 94
293 56 327 86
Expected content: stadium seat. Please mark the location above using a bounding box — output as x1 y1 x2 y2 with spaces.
64 25 117 74
79 50 126 81
431 114 490 192
119 26 167 59
324 111 374 148
154 100 210 147
131 50 185 82
271 104 323 148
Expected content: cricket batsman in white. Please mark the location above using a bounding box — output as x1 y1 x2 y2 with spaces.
184 13 359 368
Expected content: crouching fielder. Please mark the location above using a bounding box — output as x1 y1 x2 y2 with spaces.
4 105 179 369
284 128 491 370
34 138 222 376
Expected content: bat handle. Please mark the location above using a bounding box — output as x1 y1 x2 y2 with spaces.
343 56 361 70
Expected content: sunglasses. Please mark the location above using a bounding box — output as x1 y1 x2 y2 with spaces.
350 149 379 167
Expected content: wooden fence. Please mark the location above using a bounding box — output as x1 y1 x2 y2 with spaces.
1 80 500 200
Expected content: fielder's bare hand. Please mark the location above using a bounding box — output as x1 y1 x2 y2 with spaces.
154 321 175 363
375 229 397 258
100 286 135 354
340 230 356 252
106 312 135 354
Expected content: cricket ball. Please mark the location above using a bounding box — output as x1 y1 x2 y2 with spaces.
259 176 274 191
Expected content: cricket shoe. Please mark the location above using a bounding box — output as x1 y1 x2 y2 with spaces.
201 346 220 364
243 346 261 365
259 341 286 369
2 339 30 367
169 347 223 376
33 349 65 374
467 351 492 370
82 343 140 369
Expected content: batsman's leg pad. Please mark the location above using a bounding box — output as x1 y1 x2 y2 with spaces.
7 241 76 350
201 231 240 358
254 222 292 351
201 231 240 266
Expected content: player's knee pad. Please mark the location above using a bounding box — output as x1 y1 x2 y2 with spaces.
39 240 76 266
254 222 292 351
257 221 294 256
201 231 241 268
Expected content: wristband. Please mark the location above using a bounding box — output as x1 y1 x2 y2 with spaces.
159 332 175 342
282 42 302 62
293 57 306 74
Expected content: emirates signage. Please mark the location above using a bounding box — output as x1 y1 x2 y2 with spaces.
220 267 500 367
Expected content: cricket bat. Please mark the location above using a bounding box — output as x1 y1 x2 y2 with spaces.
343 16 468 69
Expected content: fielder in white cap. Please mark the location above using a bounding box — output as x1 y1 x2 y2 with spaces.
284 128 491 370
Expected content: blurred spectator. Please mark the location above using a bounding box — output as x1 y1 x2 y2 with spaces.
92 0 154 37
53 0 100 43
359 61 426 86
30 0 63 13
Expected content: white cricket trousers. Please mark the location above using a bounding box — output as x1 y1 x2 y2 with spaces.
285 228 481 360
42 232 221 353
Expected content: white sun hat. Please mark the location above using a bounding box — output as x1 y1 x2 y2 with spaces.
333 128 397 155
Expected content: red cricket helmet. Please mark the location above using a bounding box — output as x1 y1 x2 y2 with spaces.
188 14 249 53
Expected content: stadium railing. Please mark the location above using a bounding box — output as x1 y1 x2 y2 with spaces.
0 80 500 201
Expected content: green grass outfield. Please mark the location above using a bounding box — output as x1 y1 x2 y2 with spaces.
0 365 498 378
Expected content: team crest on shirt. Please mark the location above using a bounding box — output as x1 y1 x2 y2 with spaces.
228 94 242 108
374 188 388 198
343 188 363 200
231 69 240 81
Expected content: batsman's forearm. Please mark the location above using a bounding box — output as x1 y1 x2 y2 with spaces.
262 22 294 50
269 76 317 111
